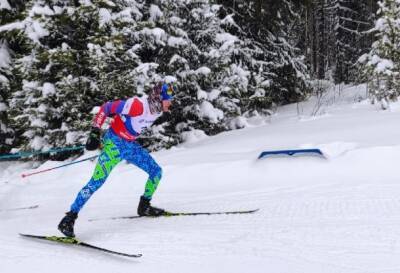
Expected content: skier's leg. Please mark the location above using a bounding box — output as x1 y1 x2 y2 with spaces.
69 137 122 213
122 142 162 200
123 143 165 216
59 132 122 236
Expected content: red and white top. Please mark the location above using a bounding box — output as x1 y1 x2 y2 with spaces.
93 97 162 141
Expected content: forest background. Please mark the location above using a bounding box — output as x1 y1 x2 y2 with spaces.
0 0 396 157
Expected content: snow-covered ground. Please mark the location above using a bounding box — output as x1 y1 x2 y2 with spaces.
2 84 400 273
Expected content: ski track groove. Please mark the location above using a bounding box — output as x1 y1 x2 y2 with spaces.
2 92 400 272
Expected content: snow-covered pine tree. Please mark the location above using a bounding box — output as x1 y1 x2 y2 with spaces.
325 0 374 83
6 0 146 153
216 0 310 104
0 0 30 153
303 0 377 84
139 0 310 150
359 0 400 108
2 0 310 153
139 0 246 150
303 0 327 80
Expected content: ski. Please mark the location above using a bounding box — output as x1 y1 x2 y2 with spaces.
19 233 142 258
0 205 39 212
89 208 259 221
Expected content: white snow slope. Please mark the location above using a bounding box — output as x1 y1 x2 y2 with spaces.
2 84 400 273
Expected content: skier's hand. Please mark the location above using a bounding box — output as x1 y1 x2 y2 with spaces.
85 127 102 151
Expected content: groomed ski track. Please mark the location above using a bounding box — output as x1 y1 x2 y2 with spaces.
2 85 400 273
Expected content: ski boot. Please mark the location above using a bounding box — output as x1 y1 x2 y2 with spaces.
137 196 165 216
58 211 78 237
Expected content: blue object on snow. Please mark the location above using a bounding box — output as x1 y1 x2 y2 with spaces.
258 148 325 159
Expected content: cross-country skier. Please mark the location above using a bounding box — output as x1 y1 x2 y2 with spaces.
58 82 176 237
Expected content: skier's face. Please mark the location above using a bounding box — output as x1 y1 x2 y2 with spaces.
162 100 172 112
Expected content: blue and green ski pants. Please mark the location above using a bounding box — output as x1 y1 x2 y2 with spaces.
70 129 162 213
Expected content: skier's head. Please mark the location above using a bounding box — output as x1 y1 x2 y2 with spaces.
148 82 176 113
160 83 175 101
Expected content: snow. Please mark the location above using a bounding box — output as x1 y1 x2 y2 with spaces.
208 89 220 101
181 129 208 144
133 62 159 76
197 89 208 100
215 33 238 43
52 6 63 15
375 59 394 73
163 75 177 84
114 8 135 23
25 19 49 43
42 82 56 97
30 118 48 128
215 33 238 51
149 4 163 22
2 85 400 272
99 8 112 27
0 74 8 84
0 21 25 32
358 53 368 63
195 66 211 75
169 16 183 25
228 116 248 129
0 41 11 69
167 36 187 47
0 102 7 111
231 64 250 88
22 80 40 91
141 27 167 43
65 131 82 145
103 0 116 8
61 42 69 51
37 104 47 113
221 14 237 27
198 100 224 123
169 54 188 65
29 5 55 17
0 0 11 10
29 135 45 150
375 18 387 31
197 88 221 102
0 11 49 44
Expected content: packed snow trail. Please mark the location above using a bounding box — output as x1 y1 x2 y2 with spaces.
2 85 400 273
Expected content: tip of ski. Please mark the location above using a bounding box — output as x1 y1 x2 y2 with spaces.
19 233 142 258
0 205 39 212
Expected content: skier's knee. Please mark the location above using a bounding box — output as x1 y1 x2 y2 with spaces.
149 165 162 181
85 178 104 195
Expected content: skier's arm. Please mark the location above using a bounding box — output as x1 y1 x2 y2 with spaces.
92 98 144 128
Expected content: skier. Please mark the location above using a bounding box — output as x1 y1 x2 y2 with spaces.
58 82 176 237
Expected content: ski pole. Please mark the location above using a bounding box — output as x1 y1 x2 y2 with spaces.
21 155 99 178
0 145 85 160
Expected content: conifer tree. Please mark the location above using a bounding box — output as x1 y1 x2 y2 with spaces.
2 0 311 153
303 0 377 84
327 0 374 83
140 0 310 150
359 0 400 108
0 0 30 153
7 0 145 151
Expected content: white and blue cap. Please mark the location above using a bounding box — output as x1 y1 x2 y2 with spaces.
161 83 176 101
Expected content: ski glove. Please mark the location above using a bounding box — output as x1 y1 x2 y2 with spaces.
85 127 101 151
